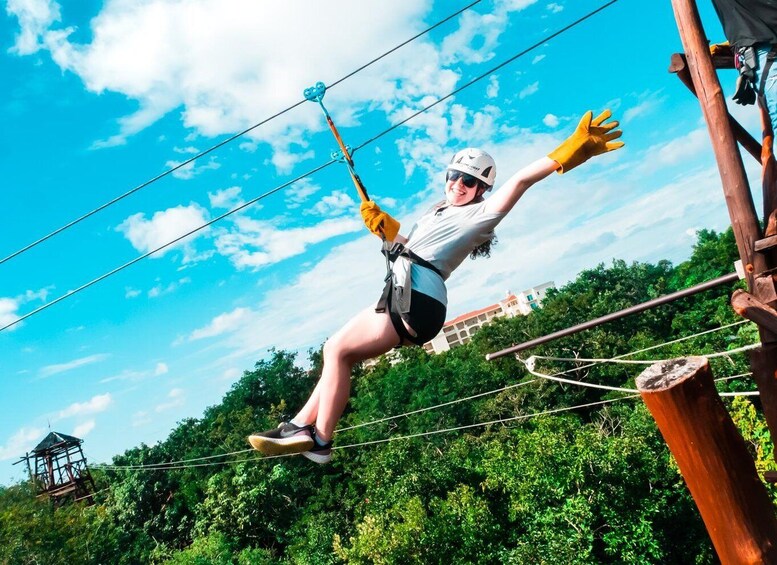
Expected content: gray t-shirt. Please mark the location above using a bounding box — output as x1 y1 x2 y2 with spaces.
392 200 506 306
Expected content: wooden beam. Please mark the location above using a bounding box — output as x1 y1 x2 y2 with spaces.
731 289 777 333
755 235 777 253
669 53 762 162
637 357 777 563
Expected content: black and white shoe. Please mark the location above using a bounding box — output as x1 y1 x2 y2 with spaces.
303 433 333 464
248 422 314 456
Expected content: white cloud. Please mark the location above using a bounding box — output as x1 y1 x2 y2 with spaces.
173 146 199 154
155 388 185 412
39 353 110 378
165 156 220 180
0 298 21 331
72 420 96 438
519 81 539 99
189 307 251 341
100 361 170 383
0 427 43 461
7 0 435 154
6 0 60 55
641 128 711 169
213 216 362 270
57 393 112 419
285 178 321 209
116 204 210 262
547 3 563 14
125 287 141 298
132 411 152 427
486 75 499 99
0 287 53 331
209 186 245 209
623 94 665 123
531 54 546 65
543 113 559 128
308 190 357 217
220 367 241 381
148 277 191 298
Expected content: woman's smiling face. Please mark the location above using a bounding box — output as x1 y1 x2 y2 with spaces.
444 170 484 206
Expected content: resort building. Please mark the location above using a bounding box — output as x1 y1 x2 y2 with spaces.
423 281 555 354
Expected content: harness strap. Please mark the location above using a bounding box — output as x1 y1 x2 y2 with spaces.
375 242 442 319
758 46 777 112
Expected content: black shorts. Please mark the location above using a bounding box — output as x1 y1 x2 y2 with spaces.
378 281 447 346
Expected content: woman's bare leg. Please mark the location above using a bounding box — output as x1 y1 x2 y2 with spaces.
294 305 401 440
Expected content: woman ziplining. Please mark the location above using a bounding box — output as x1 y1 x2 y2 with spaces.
248 101 624 464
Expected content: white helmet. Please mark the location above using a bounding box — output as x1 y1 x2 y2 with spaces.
448 148 496 189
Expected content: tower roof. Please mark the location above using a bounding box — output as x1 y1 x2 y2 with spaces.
32 432 83 454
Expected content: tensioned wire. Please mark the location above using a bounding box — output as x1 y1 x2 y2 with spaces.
0 0 483 267
0 0 621 333
95 395 639 471
92 320 752 470
0 160 337 332
519 343 760 395
351 0 619 154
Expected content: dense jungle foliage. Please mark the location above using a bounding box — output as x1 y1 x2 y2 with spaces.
2 228 775 564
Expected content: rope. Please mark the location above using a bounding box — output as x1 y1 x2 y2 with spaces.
96 395 638 471
527 342 758 366
0 0 483 266
93 321 755 469
336 379 538 432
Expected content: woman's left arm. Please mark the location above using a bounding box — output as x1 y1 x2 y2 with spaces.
484 109 624 216
483 157 559 215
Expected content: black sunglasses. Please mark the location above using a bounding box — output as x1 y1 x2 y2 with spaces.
446 170 481 189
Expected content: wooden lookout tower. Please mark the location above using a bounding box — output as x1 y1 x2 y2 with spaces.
18 431 96 505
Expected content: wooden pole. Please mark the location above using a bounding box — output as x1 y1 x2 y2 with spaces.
637 357 777 563
671 0 777 465
670 0 765 281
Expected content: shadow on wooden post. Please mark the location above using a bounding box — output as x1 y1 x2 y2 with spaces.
637 356 777 563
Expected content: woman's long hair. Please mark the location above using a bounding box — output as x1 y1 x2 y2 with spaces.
470 233 497 259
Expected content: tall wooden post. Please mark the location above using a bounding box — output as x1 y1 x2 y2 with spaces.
637 357 777 563
671 0 777 461
670 0 764 280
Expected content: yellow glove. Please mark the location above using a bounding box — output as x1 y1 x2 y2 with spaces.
360 200 400 241
548 109 624 174
709 41 732 58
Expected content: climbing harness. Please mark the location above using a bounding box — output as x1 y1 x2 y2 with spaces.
376 242 444 346
732 45 777 106
733 46 758 105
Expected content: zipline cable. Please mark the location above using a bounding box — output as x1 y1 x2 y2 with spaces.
0 0 482 267
95 395 639 471
352 0 619 153
92 322 751 470
0 0 621 333
0 160 336 332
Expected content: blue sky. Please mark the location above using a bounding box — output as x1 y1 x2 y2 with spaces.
0 0 762 485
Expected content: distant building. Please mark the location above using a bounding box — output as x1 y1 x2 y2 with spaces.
423 281 555 354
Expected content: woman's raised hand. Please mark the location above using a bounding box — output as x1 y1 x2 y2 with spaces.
547 109 624 174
